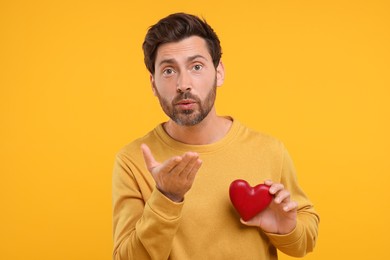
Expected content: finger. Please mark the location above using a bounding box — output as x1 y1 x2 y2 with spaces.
274 190 291 204
283 201 298 212
141 144 158 171
269 183 284 195
141 144 181 173
264 179 273 186
179 152 201 177
186 158 202 182
240 218 257 227
160 156 183 173
170 152 198 176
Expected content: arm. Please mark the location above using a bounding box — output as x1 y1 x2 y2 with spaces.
112 153 182 260
112 145 202 260
242 147 319 257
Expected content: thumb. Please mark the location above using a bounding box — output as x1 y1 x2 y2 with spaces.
141 144 158 171
240 218 258 227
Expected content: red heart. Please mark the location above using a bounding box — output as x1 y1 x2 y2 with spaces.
229 179 273 221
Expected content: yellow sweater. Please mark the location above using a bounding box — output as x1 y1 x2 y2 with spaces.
112 119 319 260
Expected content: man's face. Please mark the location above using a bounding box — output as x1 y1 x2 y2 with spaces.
151 36 224 126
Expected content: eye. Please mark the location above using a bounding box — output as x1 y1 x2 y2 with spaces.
162 68 175 76
193 64 203 71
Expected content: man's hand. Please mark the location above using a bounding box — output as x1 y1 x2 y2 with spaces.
241 180 298 234
141 144 203 202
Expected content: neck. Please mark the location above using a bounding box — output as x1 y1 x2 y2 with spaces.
163 111 232 145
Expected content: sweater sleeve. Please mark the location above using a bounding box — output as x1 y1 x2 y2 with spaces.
265 146 320 257
112 153 183 260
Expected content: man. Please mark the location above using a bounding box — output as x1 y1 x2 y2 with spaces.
112 13 319 260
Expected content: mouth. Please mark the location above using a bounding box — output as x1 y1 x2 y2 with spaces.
176 99 196 105
175 99 197 109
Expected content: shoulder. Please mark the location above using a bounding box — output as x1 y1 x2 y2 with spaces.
115 130 156 162
237 121 285 152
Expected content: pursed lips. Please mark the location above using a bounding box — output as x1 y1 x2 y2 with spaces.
176 99 196 105
175 99 197 109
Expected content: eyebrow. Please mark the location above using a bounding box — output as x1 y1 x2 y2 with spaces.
158 55 208 67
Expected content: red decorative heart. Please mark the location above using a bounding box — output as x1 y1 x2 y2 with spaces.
229 179 273 221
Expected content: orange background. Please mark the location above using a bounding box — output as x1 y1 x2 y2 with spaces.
1 1 389 259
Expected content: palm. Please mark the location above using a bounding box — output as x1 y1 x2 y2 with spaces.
141 144 202 202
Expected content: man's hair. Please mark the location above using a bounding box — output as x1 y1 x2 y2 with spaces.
142 13 222 75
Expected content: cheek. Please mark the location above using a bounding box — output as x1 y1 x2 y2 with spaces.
153 80 177 100
194 74 216 93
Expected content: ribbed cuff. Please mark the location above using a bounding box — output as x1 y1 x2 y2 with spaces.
265 221 304 246
146 188 184 221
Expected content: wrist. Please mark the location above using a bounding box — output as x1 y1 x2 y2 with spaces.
157 187 184 202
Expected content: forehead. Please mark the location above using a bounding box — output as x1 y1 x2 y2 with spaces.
155 36 211 64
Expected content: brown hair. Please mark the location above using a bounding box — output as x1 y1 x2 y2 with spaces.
142 13 222 75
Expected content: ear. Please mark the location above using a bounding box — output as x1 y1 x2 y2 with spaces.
150 74 157 96
216 61 225 87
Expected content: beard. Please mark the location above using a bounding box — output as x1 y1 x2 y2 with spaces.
154 79 217 126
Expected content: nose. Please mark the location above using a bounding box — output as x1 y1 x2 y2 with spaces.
176 71 192 93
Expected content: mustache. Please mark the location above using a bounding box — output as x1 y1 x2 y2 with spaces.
172 92 200 104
